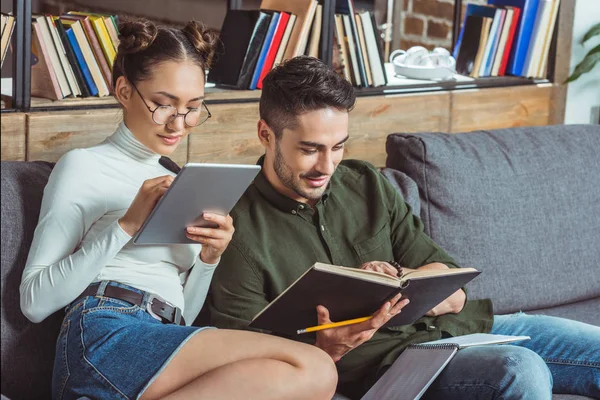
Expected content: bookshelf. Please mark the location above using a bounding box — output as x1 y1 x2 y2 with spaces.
0 0 575 166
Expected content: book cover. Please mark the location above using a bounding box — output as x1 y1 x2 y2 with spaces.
64 26 97 96
54 20 90 97
483 8 506 77
535 0 560 78
523 0 552 77
273 14 296 67
33 15 71 98
257 11 290 89
307 4 322 58
89 15 117 68
249 262 480 335
250 12 280 90
260 0 318 61
337 0 368 87
334 14 352 82
456 15 485 76
61 18 108 96
1 15 15 68
45 15 80 96
62 14 113 92
361 12 386 87
498 6 521 75
355 13 373 86
361 343 459 400
31 20 63 100
342 14 361 86
209 10 265 88
472 17 493 78
369 11 388 85
488 0 541 76
491 8 514 76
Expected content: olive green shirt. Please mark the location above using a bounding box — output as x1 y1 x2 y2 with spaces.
209 159 493 398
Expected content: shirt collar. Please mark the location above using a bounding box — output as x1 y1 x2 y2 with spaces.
254 155 331 213
107 122 161 165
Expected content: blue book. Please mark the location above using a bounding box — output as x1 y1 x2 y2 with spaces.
488 0 541 76
249 12 279 90
454 4 497 60
65 27 98 96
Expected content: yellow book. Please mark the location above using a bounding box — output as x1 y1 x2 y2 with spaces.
69 12 116 68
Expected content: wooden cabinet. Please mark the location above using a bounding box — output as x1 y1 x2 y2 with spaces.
1 84 558 168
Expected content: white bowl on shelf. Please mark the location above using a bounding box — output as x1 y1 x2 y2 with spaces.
390 49 457 81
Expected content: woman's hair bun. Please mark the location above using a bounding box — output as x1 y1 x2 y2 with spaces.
182 20 219 66
118 17 159 55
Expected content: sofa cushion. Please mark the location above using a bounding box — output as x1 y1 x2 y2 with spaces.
385 125 600 315
1 161 61 400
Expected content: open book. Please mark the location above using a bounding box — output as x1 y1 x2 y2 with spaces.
361 334 530 400
249 262 480 335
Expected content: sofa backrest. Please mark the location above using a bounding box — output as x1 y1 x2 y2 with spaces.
1 161 60 400
385 125 600 314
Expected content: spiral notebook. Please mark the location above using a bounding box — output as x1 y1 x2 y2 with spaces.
361 334 530 400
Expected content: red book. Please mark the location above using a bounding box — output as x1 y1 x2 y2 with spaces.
498 6 521 76
257 12 290 89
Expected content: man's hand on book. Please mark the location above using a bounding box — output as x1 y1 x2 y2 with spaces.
313 293 410 362
405 263 467 316
359 261 400 277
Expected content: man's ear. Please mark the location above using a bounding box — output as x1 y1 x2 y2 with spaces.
114 76 133 107
257 120 274 149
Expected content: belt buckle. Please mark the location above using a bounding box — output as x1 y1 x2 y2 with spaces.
146 294 182 325
146 294 164 322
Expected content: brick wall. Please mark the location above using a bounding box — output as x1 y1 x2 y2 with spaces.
399 0 486 51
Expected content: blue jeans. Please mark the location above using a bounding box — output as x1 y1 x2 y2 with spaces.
423 313 600 399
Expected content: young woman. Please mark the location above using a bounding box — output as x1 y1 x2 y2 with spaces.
20 17 337 400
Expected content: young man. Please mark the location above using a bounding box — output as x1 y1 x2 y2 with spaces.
208 56 600 399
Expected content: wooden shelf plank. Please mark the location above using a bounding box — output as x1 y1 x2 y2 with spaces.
450 85 554 133
1 113 27 161
27 109 188 166
189 92 451 167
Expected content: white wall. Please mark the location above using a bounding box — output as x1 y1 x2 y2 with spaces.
564 0 600 124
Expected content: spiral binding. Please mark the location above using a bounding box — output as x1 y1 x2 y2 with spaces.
409 343 459 350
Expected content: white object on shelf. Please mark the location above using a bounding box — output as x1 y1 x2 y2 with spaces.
1 77 12 96
389 48 458 81
384 63 474 86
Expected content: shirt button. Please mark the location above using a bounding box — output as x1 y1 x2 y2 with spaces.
321 225 325 231
299 205 304 210
427 325 436 331
291 210 297 215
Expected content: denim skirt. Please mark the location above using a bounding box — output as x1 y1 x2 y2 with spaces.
52 281 212 400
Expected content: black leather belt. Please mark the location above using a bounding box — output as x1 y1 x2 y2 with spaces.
73 284 186 326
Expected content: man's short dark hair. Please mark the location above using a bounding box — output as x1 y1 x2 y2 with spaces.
259 56 356 138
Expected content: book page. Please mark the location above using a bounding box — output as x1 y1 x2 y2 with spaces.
313 263 401 286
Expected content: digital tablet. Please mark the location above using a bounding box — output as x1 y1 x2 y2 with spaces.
133 163 261 245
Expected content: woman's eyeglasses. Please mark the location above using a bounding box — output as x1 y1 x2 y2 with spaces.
131 83 211 127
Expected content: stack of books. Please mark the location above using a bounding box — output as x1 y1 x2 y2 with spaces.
208 0 387 90
1 13 16 69
31 12 119 100
454 0 560 79
333 0 387 88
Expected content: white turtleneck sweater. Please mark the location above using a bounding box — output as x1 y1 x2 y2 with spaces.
20 122 218 325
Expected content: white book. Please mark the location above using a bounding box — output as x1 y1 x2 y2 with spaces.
342 14 361 86
423 333 531 349
45 16 80 96
536 0 560 78
35 15 71 98
307 4 322 57
274 14 296 67
524 0 553 77
479 8 503 77
360 12 386 87
491 8 514 76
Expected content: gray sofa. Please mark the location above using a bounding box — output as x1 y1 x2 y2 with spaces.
1 124 598 399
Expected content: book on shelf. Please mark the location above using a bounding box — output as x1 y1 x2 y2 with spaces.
1 13 16 69
45 15 81 97
54 20 91 97
355 13 373 86
306 4 323 58
250 11 280 90
454 0 559 79
361 334 531 400
337 0 368 87
260 0 318 61
249 262 480 335
257 11 291 89
31 19 63 100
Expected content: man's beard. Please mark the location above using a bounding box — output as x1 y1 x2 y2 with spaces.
273 140 327 201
